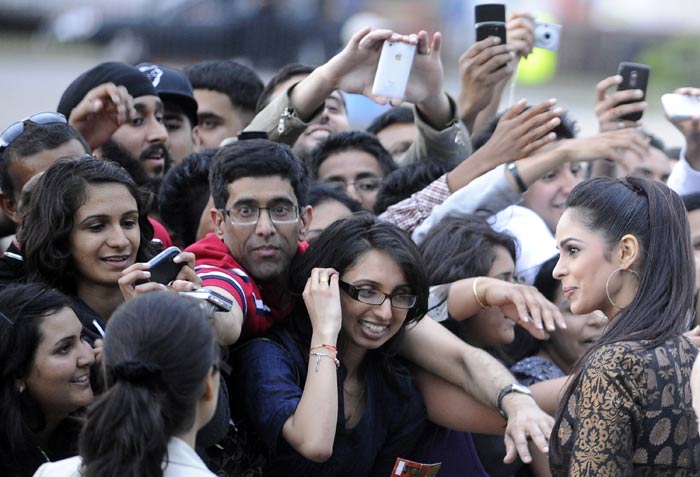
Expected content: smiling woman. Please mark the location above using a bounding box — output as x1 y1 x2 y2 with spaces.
549 176 700 475
19 157 156 337
232 213 429 477
0 283 96 476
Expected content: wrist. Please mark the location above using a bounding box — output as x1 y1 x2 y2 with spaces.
417 91 452 130
311 330 339 347
498 383 534 420
685 141 700 170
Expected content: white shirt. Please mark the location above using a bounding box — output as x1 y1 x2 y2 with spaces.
666 147 700 195
33 437 215 477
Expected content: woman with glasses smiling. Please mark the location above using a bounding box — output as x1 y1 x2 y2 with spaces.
233 213 428 477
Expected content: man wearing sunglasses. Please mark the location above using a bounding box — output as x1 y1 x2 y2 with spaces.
0 114 90 285
187 138 555 466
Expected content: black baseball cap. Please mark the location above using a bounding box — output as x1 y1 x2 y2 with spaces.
138 63 198 126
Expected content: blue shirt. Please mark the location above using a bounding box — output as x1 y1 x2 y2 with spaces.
233 328 426 477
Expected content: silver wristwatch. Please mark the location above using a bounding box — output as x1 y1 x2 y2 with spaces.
497 383 533 420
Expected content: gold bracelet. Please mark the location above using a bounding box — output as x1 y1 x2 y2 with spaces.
473 277 488 309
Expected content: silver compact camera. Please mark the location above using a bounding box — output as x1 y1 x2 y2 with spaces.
534 21 561 52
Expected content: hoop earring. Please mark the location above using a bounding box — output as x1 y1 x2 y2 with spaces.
605 268 640 309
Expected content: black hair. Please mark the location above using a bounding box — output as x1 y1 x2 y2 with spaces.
184 60 263 115
209 139 308 209
682 192 700 213
20 157 155 296
365 106 415 135
374 159 457 215
159 149 217 247
288 213 428 389
419 215 517 287
79 292 217 477
309 131 397 180
472 109 578 151
0 284 74 475
0 121 90 202
551 176 695 454
307 182 362 212
255 63 314 113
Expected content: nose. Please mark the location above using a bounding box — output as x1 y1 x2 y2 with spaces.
374 297 393 321
78 341 95 368
552 256 565 280
559 169 580 196
344 182 362 203
146 116 168 144
107 225 131 249
254 209 276 237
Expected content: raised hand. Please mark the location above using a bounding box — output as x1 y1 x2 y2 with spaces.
303 268 342 339
68 82 136 150
595 74 646 131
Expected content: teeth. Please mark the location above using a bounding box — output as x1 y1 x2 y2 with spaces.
361 321 388 333
72 375 88 383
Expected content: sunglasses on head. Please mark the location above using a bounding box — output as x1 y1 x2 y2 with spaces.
0 112 68 153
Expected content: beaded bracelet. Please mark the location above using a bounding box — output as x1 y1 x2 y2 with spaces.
472 277 488 309
309 352 340 372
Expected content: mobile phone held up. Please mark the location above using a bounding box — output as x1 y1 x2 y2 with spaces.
616 62 650 122
371 40 417 100
661 94 700 121
135 246 184 286
475 3 506 44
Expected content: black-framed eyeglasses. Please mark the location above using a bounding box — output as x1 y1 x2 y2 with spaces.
325 177 382 195
0 112 68 152
224 203 299 225
338 280 417 309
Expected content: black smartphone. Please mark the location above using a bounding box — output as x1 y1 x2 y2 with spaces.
475 3 506 44
237 131 268 141
136 246 184 285
616 62 650 122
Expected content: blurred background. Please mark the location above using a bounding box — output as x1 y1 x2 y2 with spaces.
1 0 699 148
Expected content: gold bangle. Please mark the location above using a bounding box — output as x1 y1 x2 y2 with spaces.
473 277 488 309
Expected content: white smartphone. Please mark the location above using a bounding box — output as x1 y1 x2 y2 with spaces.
371 41 416 100
661 93 700 120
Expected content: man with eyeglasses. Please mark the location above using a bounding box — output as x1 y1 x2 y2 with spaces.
187 138 557 466
309 131 396 212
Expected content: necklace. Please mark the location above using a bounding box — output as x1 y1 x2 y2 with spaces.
343 384 365 427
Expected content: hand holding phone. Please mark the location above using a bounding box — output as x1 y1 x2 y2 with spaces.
371 40 417 100
662 93 700 121
136 246 185 286
616 62 650 122
475 4 506 44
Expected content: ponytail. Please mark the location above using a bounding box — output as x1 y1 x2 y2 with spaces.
79 292 216 476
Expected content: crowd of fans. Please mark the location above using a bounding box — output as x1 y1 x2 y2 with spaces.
2 10 700 477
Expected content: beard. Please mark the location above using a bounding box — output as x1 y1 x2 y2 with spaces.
99 140 169 213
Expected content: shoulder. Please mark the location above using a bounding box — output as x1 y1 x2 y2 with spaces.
584 342 647 377
511 356 564 385
33 456 82 477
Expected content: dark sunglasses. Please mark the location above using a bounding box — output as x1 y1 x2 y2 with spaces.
0 112 68 152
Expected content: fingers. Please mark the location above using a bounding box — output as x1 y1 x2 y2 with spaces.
500 98 529 120
674 87 700 96
595 74 622 102
348 26 373 49
462 36 504 61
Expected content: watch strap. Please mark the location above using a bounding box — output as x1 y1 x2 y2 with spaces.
497 383 533 420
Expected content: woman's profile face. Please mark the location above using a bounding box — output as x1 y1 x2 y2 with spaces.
338 249 412 352
25 307 95 423
458 245 516 348
69 183 140 289
553 208 618 316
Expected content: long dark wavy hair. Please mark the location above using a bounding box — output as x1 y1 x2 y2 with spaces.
0 284 75 476
79 292 217 477
287 213 428 389
550 176 694 454
20 157 155 295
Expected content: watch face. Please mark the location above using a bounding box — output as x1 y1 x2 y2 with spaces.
511 383 532 395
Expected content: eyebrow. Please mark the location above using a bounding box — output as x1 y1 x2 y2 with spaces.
197 112 224 121
325 172 382 182
350 279 411 290
78 210 139 225
52 335 74 349
135 100 164 114
558 237 583 248
232 197 295 206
